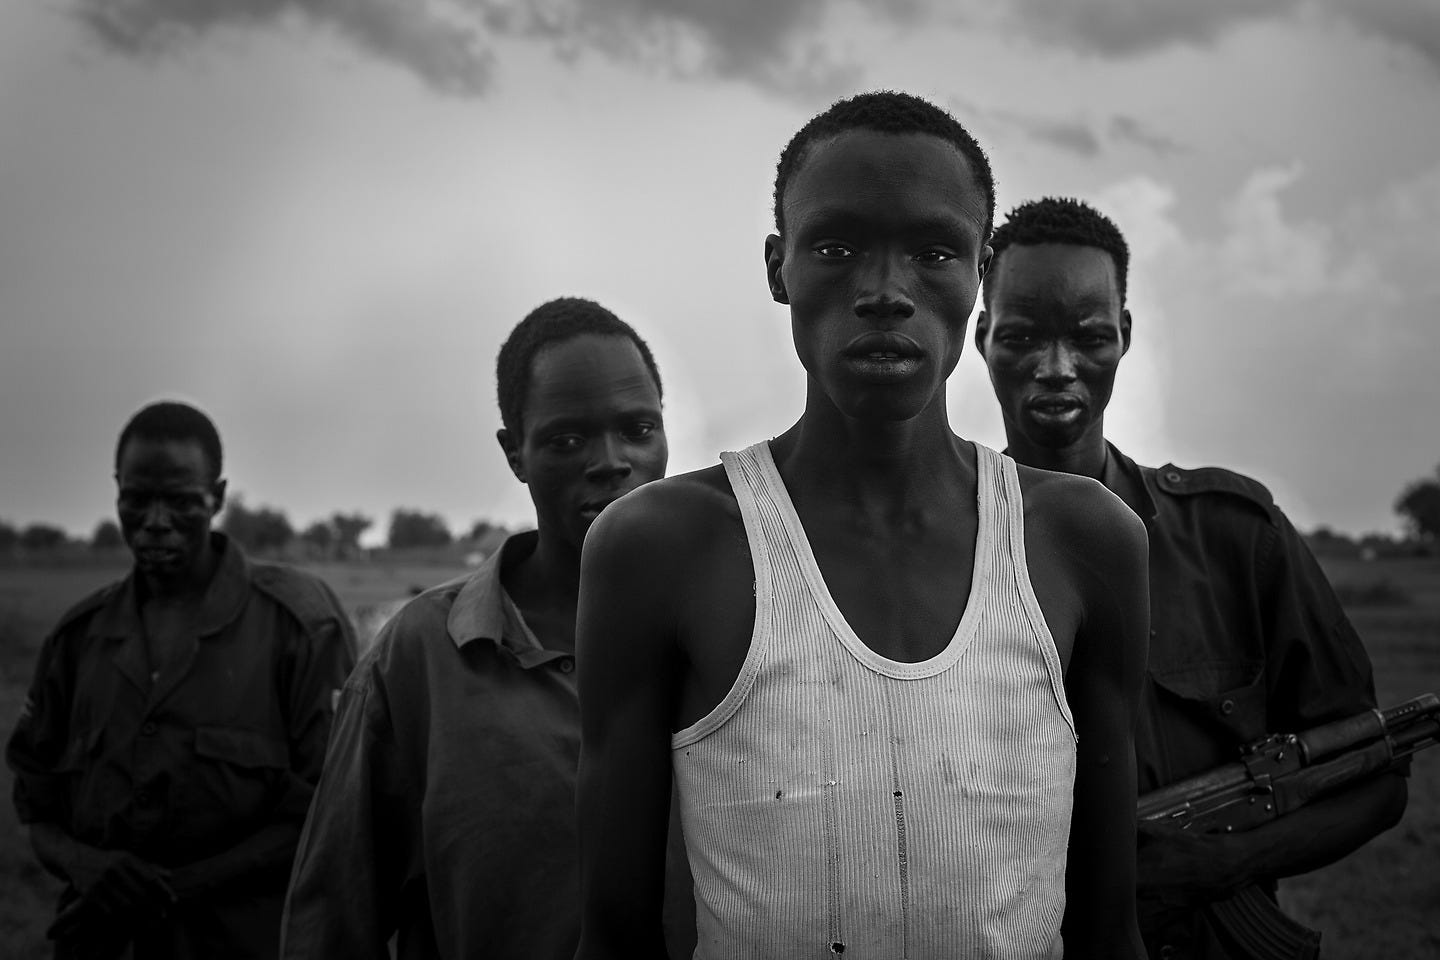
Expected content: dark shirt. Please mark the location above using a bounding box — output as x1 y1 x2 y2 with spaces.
6 533 357 959
1104 446 1380 960
281 531 695 960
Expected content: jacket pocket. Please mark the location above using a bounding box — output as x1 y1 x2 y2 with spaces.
1151 659 1268 743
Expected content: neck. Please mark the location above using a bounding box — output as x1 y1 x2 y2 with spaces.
775 391 969 504
139 542 219 603
516 527 582 605
1005 427 1109 481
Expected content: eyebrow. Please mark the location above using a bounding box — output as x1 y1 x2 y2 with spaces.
802 208 982 238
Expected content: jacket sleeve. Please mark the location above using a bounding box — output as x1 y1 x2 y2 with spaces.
276 612 358 824
1258 511 1380 730
280 657 411 960
6 628 77 827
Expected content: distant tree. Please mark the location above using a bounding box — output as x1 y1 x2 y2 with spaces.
330 512 372 553
465 519 501 543
0 520 17 554
300 520 335 553
221 496 295 552
387 509 452 549
1395 466 1440 542
19 523 69 553
90 519 124 550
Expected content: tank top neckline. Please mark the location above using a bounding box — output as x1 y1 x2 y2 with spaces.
748 439 997 681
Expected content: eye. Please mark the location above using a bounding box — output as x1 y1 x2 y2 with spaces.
814 243 855 259
546 434 585 452
622 422 659 442
914 249 956 264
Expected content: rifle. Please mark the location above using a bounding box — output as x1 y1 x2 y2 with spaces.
1136 693 1440 960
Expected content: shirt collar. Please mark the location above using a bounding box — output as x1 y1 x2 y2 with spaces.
88 532 252 639
446 530 568 669
1104 442 1159 523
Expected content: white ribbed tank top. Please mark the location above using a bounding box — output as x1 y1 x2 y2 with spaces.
672 440 1077 960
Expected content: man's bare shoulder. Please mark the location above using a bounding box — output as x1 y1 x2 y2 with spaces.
1015 462 1147 559
586 463 740 567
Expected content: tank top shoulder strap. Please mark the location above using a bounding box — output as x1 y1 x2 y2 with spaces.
673 443 779 748
981 443 1075 737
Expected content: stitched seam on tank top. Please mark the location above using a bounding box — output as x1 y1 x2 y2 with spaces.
1001 452 1077 741
754 439 989 681
822 672 843 951
885 686 911 957
672 448 775 749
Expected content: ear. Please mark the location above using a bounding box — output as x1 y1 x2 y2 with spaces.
974 309 991 359
978 243 994 283
764 234 789 304
211 478 228 518
1120 308 1133 356
496 428 526 483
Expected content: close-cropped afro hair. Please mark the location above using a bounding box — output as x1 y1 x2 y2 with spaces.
985 197 1130 308
115 400 224 482
772 90 996 241
495 297 663 438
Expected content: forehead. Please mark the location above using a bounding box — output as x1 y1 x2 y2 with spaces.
989 243 1120 309
784 129 988 238
524 334 660 423
117 437 214 486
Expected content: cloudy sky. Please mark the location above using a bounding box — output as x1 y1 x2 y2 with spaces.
2 0 1437 542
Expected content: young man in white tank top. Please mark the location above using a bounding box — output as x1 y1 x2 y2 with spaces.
575 92 1151 960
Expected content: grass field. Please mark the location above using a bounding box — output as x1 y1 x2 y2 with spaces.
0 555 1436 957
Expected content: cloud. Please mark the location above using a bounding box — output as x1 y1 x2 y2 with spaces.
69 0 909 99
1338 0 1440 75
995 0 1440 75
76 0 495 95
1213 164 1378 300
1107 115 1182 156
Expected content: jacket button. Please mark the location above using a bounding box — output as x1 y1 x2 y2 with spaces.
1220 699 1236 716
141 722 157 736
1164 471 1182 483
558 657 575 674
1159 946 1177 959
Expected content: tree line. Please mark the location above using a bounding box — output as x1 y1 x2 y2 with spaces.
4 464 1439 559
0 496 510 558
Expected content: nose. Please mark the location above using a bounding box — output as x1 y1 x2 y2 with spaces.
1034 343 1078 385
854 251 915 322
585 433 633 483
142 499 175 531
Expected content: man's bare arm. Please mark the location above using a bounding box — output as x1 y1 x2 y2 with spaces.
575 489 686 960
1061 488 1149 959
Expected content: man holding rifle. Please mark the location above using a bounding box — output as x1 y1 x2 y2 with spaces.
975 197 1409 959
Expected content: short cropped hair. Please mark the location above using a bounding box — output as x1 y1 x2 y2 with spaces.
773 90 996 241
986 197 1130 308
496 297 663 437
115 401 224 481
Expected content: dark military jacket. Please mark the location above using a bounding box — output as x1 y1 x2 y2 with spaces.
1104 446 1380 960
7 533 356 959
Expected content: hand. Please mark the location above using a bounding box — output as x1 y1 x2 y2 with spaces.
66 845 177 919
1135 822 1249 906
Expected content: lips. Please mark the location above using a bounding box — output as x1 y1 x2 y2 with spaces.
842 331 923 360
1027 393 1083 413
1025 393 1086 425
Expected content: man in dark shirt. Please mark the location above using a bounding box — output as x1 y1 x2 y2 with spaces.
280 297 676 960
6 400 357 959
975 196 1409 959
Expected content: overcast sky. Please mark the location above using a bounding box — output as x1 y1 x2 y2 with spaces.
2 0 1437 542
